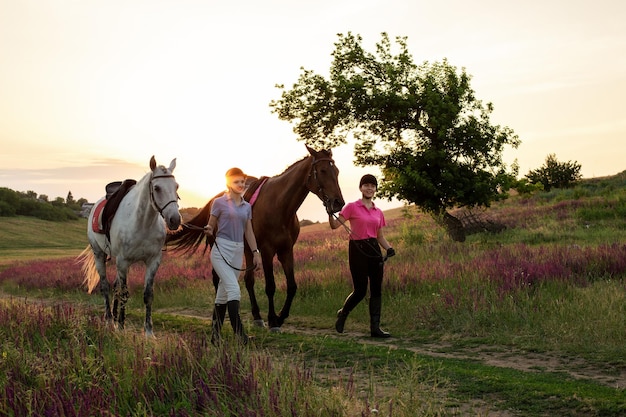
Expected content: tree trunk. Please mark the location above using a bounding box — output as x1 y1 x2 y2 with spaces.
434 209 466 242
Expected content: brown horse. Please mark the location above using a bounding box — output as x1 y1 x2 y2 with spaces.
168 145 344 331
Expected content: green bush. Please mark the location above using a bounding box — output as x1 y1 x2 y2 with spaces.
0 187 80 221
512 178 543 195
526 153 582 192
0 201 16 217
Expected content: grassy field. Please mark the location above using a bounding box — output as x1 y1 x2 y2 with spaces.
0 216 86 268
1 174 626 416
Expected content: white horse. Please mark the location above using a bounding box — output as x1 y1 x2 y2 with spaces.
78 156 181 336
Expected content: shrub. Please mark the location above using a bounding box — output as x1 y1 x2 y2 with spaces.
526 153 582 192
512 177 543 195
0 201 16 217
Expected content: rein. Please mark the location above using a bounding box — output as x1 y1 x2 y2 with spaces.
181 222 256 272
330 212 390 263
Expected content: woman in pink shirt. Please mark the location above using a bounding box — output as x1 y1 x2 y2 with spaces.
329 174 395 338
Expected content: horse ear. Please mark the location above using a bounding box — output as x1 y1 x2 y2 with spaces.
305 144 317 156
168 158 177 172
150 155 156 171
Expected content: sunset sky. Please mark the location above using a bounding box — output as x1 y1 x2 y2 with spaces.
1 0 625 222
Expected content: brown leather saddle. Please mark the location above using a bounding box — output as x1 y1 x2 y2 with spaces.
100 179 137 240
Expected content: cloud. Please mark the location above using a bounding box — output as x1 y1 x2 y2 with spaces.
0 158 147 201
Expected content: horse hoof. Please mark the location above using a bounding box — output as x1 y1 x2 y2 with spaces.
253 320 265 328
269 327 282 333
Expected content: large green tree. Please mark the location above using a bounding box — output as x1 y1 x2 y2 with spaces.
270 33 520 241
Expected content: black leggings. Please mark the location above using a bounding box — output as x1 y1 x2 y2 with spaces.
342 238 384 312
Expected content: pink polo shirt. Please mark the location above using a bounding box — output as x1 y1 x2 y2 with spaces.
340 199 386 240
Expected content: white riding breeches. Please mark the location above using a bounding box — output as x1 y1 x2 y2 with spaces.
211 237 244 304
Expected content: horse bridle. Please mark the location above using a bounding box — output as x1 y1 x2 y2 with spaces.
306 156 337 214
149 173 180 217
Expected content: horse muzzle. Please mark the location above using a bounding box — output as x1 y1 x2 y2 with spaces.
165 213 182 231
325 198 345 214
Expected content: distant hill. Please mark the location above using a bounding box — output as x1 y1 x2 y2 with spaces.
3 169 626 259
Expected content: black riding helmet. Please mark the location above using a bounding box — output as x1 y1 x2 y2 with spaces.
359 174 378 188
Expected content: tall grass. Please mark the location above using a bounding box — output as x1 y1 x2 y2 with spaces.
0 298 446 416
2 176 626 415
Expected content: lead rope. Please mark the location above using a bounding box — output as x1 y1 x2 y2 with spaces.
212 239 256 272
181 222 256 272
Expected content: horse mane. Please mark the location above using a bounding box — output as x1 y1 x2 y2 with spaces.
276 155 311 177
271 149 332 178
245 151 320 188
284 155 309 171
244 176 270 201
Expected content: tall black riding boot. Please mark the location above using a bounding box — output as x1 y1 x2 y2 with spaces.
369 296 391 338
335 308 349 333
336 293 358 333
210 304 227 346
227 300 249 345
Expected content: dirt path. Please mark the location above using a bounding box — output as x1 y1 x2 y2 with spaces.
156 306 626 389
275 324 626 389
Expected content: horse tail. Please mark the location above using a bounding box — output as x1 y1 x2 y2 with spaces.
77 246 100 294
166 197 216 255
